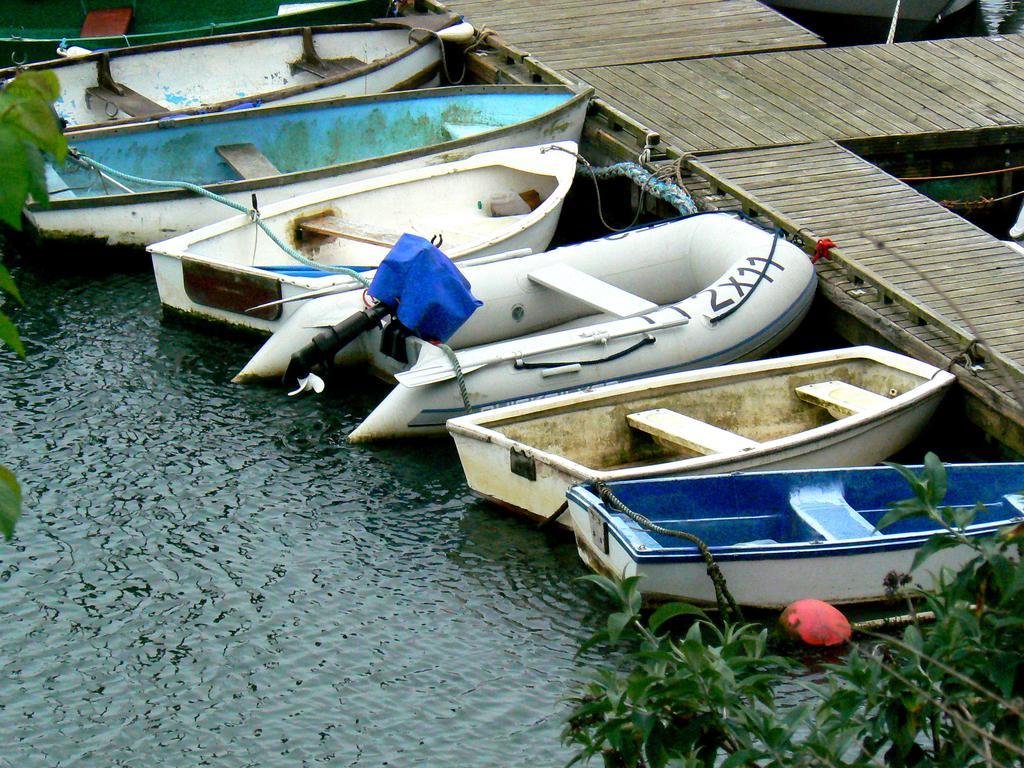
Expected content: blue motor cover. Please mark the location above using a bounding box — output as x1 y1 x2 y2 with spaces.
368 234 482 342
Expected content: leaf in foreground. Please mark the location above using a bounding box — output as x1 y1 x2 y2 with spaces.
0 464 21 541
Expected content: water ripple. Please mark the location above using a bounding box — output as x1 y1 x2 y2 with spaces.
0 265 600 767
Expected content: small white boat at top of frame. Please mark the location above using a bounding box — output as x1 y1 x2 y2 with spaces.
764 0 973 23
446 346 956 528
1 21 447 132
146 141 578 333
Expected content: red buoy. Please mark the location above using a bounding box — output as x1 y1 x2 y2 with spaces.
779 599 851 646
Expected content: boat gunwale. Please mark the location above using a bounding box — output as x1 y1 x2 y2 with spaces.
35 84 593 211
17 22 443 133
446 347 956 482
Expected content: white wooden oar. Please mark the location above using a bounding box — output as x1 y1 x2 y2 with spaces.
395 312 690 388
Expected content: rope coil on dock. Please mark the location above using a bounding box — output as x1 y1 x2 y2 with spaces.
541 144 698 233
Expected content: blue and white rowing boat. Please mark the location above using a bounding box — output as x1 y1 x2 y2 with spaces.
31 83 592 246
566 461 1023 609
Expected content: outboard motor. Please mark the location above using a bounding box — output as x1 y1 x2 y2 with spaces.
285 233 482 393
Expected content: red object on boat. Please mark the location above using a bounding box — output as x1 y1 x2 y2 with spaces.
80 7 134 37
779 599 852 646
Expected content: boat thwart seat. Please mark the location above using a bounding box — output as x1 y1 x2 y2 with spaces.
295 212 403 248
528 263 658 318
790 488 880 541
795 380 891 419
1003 493 1024 515
626 409 759 456
293 27 365 78
215 143 281 179
85 53 169 118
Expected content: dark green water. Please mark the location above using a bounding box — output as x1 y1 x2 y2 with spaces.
0 261 605 766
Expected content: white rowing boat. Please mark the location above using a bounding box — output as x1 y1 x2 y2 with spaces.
447 346 955 528
2 22 444 131
147 142 577 333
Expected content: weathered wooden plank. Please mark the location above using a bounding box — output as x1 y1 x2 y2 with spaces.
215 144 279 180
572 34 1024 152
621 62 787 147
579 66 742 148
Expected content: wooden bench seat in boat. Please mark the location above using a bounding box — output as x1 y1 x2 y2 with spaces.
295 213 404 248
85 84 168 117
85 53 169 118
442 122 494 140
789 489 880 541
215 144 281 180
794 380 891 420
293 28 365 78
528 263 658 318
626 409 759 456
293 54 365 78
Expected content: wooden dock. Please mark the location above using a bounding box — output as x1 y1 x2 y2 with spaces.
433 0 1024 453
437 0 823 69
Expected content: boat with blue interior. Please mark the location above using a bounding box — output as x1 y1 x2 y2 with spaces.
566 460 1023 608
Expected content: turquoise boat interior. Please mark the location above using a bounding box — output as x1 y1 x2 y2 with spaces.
49 89 577 199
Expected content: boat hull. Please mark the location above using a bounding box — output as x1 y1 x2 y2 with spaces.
573 520 987 609
29 85 591 246
765 0 972 22
446 347 955 527
565 462 1019 608
764 0 977 40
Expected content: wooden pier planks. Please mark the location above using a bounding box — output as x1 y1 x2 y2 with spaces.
574 35 1024 152
437 0 1024 445
687 141 1024 386
441 0 823 69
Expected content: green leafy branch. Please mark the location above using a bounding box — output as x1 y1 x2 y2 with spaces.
564 457 1024 767
0 68 66 541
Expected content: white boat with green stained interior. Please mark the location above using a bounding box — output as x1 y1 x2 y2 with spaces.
446 347 956 528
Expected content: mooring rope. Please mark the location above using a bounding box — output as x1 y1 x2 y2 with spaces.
594 480 743 622
436 342 471 410
65 150 372 286
583 161 699 216
542 145 698 233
